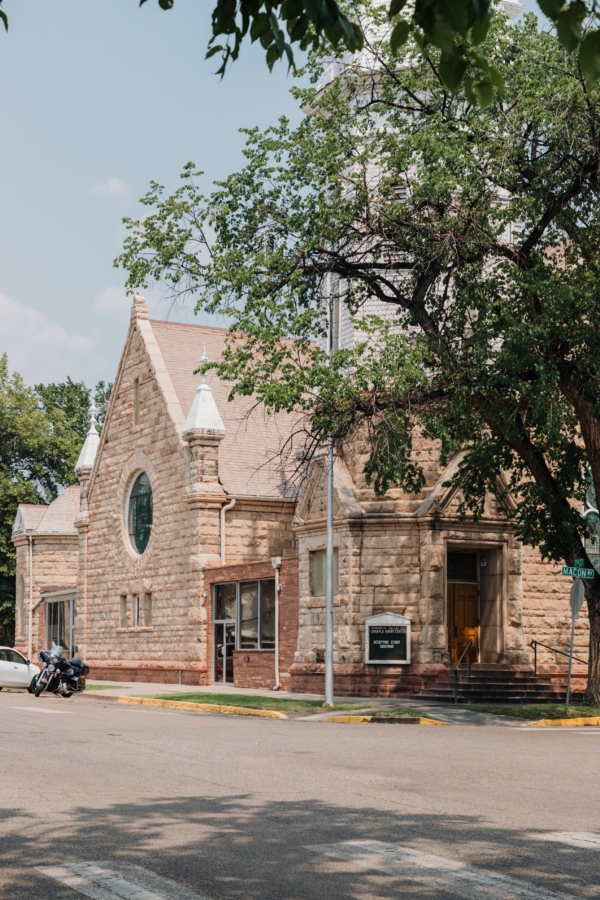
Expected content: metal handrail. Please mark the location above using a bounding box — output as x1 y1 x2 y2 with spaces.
454 639 474 705
530 639 587 676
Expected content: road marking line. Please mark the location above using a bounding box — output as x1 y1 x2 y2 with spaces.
37 861 210 900
306 840 581 900
9 706 72 714
529 832 600 849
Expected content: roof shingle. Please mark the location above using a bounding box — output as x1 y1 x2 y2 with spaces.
150 321 298 498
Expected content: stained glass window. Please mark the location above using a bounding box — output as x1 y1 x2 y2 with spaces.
128 472 153 554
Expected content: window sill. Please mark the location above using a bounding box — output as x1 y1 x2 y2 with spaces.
116 627 154 633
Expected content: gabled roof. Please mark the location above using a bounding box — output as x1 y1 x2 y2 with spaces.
150 320 297 498
13 485 79 535
13 505 46 533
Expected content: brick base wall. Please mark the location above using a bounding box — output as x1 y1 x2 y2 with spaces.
289 662 447 697
233 650 276 689
289 662 589 697
86 659 208 685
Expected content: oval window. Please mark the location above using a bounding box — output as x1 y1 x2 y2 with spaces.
128 472 153 554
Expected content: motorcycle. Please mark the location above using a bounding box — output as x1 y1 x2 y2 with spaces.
29 645 90 698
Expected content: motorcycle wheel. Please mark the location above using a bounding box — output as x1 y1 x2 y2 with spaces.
34 679 46 697
60 691 73 698
27 677 37 694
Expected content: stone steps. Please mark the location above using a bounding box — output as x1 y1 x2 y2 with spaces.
418 665 584 704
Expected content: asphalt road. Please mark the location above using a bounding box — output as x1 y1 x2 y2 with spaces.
1 690 599 900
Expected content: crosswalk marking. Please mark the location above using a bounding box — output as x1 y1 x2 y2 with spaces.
306 840 582 900
529 832 600 850
37 861 210 900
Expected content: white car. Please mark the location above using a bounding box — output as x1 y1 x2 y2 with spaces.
0 646 40 689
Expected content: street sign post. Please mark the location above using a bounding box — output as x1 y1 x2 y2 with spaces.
565 579 586 715
561 565 595 578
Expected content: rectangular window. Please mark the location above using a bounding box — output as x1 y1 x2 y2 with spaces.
144 593 152 627
311 549 339 597
240 581 259 649
133 378 140 426
120 595 128 628
214 579 277 651
260 579 276 650
447 552 478 583
215 582 237 620
133 594 142 628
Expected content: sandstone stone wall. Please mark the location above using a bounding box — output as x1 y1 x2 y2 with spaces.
81 323 202 673
521 544 589 667
82 314 296 684
13 534 78 659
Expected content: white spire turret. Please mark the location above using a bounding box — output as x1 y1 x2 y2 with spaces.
75 398 100 473
182 346 226 438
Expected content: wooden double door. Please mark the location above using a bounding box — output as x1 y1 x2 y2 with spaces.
448 582 479 663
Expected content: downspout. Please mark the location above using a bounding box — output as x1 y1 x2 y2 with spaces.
27 535 33 660
220 498 236 565
271 556 282 690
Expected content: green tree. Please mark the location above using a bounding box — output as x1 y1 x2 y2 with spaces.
0 362 111 644
143 0 600 101
118 12 600 702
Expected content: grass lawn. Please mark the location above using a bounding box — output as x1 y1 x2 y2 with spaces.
466 703 600 720
367 709 436 720
86 684 131 691
141 692 365 713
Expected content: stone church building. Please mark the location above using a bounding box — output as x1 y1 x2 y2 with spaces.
12 296 588 696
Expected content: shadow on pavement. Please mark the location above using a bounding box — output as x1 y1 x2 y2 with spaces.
1 793 597 900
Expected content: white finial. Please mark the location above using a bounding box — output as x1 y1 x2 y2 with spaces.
182 345 225 439
75 395 101 474
199 344 209 383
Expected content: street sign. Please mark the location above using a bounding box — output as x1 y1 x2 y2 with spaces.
570 578 585 620
574 558 585 567
561 566 595 579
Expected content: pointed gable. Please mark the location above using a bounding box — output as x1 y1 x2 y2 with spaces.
150 320 297 498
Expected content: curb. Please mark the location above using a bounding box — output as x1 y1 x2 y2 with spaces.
321 714 449 725
524 716 600 728
118 696 288 719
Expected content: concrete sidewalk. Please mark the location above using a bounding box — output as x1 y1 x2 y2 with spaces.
82 680 522 726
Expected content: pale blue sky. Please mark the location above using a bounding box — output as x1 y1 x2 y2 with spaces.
0 0 304 385
0 0 537 387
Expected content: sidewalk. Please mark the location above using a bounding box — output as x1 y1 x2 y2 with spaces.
82 680 521 726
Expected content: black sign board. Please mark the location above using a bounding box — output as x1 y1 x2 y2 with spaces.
367 625 408 663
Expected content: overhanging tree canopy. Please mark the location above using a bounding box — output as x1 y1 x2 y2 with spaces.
144 0 600 102
118 12 600 702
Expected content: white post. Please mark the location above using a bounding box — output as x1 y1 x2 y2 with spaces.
324 274 335 707
271 556 281 690
566 576 585 715
565 613 576 716
325 436 334 706
27 535 33 660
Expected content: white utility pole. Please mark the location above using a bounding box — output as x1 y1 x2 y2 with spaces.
324 276 335 707
566 577 585 715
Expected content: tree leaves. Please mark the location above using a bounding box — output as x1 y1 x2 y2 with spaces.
0 360 111 642
556 0 587 53
390 19 411 56
579 27 600 87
